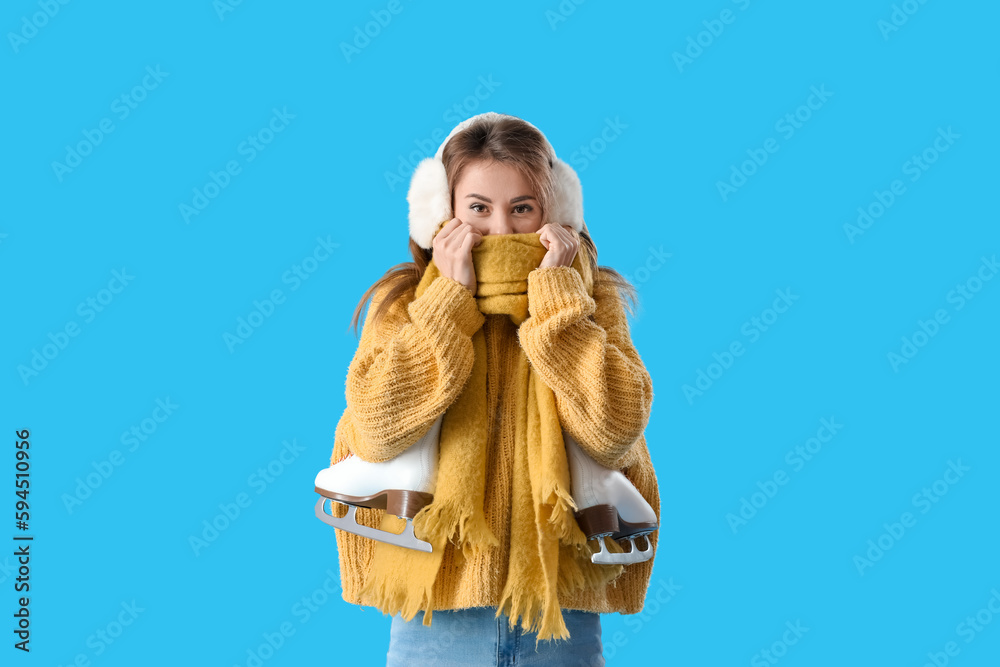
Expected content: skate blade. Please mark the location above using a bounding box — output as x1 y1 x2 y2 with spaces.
314 497 433 553
590 533 654 565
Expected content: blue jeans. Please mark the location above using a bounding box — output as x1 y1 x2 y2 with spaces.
386 607 604 666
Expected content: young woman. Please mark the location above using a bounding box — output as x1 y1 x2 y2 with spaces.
322 112 660 666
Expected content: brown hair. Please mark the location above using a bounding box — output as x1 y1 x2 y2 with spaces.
348 114 639 337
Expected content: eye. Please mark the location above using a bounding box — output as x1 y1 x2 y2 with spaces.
469 203 488 213
514 204 534 214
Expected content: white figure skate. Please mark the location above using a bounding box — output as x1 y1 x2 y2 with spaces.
564 431 657 565
314 416 441 552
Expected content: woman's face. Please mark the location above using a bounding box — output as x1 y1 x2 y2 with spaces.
452 159 544 235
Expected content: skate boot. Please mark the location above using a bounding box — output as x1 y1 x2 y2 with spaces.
314 416 441 552
564 431 657 565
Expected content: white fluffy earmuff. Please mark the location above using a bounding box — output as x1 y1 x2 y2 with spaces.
406 112 584 250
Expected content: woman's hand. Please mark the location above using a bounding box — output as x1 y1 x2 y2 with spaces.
433 218 483 295
536 223 580 269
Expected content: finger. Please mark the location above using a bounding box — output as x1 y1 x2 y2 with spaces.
535 225 551 247
434 218 460 243
556 225 580 247
448 223 470 248
460 227 482 252
547 226 572 247
450 219 476 245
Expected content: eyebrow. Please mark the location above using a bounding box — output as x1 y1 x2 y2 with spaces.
465 193 537 204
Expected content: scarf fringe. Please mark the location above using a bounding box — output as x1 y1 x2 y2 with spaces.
358 567 437 626
496 578 571 644
493 541 625 645
414 499 500 560
357 517 441 627
542 483 588 547
556 539 625 596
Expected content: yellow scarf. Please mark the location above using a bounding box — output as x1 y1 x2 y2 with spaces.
358 230 624 643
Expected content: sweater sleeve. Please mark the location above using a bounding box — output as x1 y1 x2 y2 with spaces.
342 275 485 463
518 266 654 469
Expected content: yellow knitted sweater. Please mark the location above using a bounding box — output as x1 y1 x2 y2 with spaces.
329 265 659 614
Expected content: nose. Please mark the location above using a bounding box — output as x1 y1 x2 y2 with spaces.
486 211 515 235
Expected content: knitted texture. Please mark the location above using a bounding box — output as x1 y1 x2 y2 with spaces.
328 238 659 626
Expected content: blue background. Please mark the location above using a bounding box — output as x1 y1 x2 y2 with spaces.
3 0 998 665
